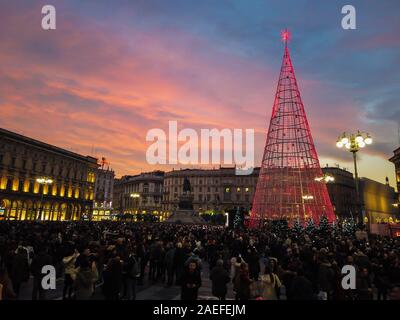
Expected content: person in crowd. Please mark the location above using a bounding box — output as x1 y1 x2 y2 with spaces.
247 246 261 281
0 220 399 301
136 241 147 286
102 254 123 300
62 248 79 300
185 248 202 271
259 263 281 300
180 260 202 300
174 242 186 286
10 247 29 298
164 243 176 287
123 247 139 300
374 263 390 300
210 259 230 300
234 262 252 300
291 268 314 300
388 283 400 300
75 258 98 300
316 249 334 300
356 267 373 300
30 246 52 300
75 248 91 268
0 267 16 300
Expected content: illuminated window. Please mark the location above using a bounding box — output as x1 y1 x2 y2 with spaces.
74 188 79 199
23 180 30 192
225 187 230 193
245 187 249 192
33 182 40 194
0 176 7 190
60 185 65 197
12 179 19 191
237 187 241 192
87 172 96 183
52 185 57 196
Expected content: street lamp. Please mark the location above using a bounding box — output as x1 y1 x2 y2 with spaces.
336 131 372 223
36 177 53 220
130 193 140 198
314 173 335 183
129 193 141 218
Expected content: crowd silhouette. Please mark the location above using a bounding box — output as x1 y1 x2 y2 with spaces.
0 220 399 300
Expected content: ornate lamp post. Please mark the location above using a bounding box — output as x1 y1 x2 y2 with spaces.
36 177 53 220
336 131 372 223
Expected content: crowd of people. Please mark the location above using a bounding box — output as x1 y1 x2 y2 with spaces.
0 220 399 300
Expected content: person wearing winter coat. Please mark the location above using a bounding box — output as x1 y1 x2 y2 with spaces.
0 267 16 300
247 247 261 281
356 267 373 300
260 265 281 300
317 256 334 300
123 250 139 300
62 249 79 300
75 258 98 300
230 255 245 280
184 249 202 271
102 256 123 300
210 259 230 300
10 247 29 297
174 242 188 285
30 246 52 300
291 268 314 300
164 243 176 287
234 262 252 300
180 261 202 300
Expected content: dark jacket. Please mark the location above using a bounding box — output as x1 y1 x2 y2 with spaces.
10 252 29 283
318 262 334 293
210 266 230 298
235 270 251 300
291 275 315 300
30 252 52 279
75 268 98 300
102 258 123 300
165 248 176 270
181 269 202 300
174 247 187 268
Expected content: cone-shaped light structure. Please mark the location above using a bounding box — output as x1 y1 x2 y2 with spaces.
250 31 335 227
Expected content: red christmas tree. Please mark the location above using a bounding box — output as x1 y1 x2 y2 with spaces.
250 30 335 227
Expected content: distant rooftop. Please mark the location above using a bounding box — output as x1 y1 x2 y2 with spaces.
0 127 98 164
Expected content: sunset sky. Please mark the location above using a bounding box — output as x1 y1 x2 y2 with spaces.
0 1 399 188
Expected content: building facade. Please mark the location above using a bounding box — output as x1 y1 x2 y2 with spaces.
0 128 98 221
389 147 400 196
113 171 164 220
360 178 399 224
162 167 260 216
92 167 115 221
322 166 357 220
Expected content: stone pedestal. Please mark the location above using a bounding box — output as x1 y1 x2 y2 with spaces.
165 181 207 224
